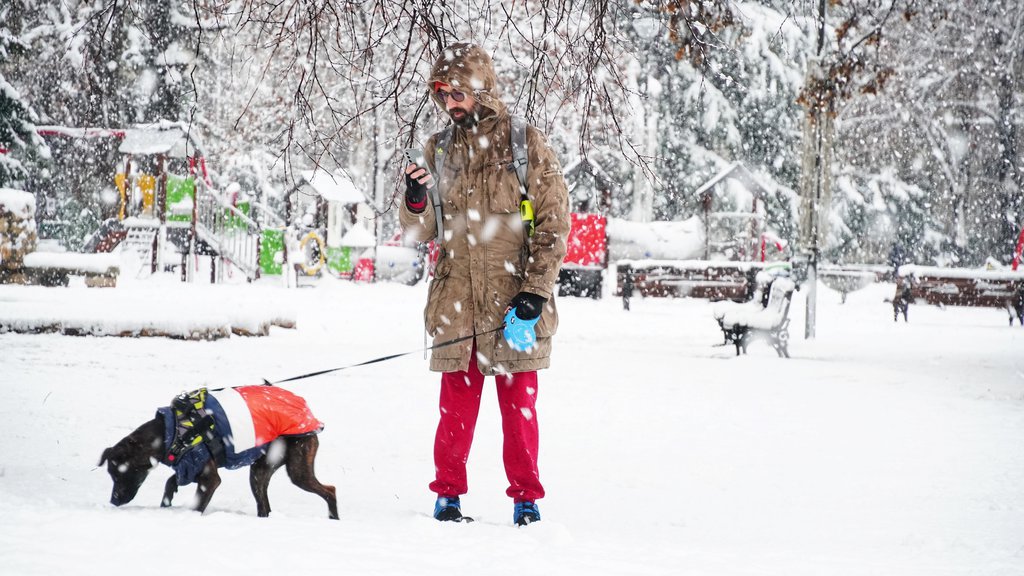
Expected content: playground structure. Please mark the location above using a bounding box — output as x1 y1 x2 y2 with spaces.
693 162 780 262
111 123 260 281
0 188 40 282
0 188 121 287
35 123 267 283
22 123 421 287
284 169 387 281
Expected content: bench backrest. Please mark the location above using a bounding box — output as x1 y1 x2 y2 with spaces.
767 277 796 307
904 274 1023 308
763 277 796 325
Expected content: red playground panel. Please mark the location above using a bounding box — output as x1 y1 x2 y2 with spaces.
565 213 607 268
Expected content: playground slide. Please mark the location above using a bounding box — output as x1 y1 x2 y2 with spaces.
83 219 127 253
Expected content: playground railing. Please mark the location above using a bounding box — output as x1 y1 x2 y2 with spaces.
248 200 286 229
194 182 261 281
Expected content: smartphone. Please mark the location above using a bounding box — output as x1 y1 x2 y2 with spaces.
403 148 427 169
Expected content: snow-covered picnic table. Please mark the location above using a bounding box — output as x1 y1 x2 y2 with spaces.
21 252 121 287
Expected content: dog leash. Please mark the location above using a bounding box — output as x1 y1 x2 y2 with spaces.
261 326 504 386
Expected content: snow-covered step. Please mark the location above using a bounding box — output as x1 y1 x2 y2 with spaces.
121 227 157 273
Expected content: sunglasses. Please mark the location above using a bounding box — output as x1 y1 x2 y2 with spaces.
436 89 467 103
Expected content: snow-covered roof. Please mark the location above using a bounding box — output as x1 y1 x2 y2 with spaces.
340 224 376 247
606 216 704 261
36 126 126 139
300 169 366 204
693 162 773 199
564 157 612 179
0 188 36 217
118 123 204 158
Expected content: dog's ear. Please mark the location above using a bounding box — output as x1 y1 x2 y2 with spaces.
99 447 112 467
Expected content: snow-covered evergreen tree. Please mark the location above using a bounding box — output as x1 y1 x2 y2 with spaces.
0 4 47 188
16 0 198 127
837 1 1024 266
622 1 811 243
6 0 198 245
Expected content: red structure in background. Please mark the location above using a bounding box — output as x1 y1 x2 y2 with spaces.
557 158 613 299
564 212 607 270
1013 226 1024 271
557 211 608 298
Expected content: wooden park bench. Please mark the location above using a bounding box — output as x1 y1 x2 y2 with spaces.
713 275 797 358
893 265 1024 325
616 260 791 310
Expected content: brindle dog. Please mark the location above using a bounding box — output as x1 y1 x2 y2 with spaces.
100 415 338 519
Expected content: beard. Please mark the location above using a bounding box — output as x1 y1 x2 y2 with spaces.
450 105 481 129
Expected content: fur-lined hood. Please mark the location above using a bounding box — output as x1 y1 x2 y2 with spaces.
427 43 508 118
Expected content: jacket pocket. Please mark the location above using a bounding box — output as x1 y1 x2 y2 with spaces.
486 164 521 214
534 296 558 338
424 256 451 336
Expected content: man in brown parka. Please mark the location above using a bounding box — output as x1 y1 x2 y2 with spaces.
399 43 570 526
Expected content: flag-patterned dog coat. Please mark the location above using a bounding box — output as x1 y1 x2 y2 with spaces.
158 385 323 485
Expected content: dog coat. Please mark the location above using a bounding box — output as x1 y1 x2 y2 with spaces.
158 385 324 485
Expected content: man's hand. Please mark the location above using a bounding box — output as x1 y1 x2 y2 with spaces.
508 292 547 320
405 164 433 212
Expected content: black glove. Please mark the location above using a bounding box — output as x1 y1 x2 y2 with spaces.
509 291 547 321
405 172 428 212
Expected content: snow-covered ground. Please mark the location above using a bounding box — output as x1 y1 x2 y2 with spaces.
1 272 1022 576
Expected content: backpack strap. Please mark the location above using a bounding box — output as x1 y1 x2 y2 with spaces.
510 116 529 193
431 117 534 242
430 127 453 243
510 116 534 237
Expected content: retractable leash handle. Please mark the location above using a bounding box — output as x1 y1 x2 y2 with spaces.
503 307 540 352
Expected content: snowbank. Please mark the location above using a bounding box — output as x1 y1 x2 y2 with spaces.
606 216 704 260
22 252 120 273
0 188 35 218
0 281 296 339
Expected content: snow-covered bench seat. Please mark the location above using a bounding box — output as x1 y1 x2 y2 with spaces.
715 276 797 357
22 252 121 287
894 265 1024 325
711 284 768 331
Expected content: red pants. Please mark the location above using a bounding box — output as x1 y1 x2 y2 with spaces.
428 354 544 502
